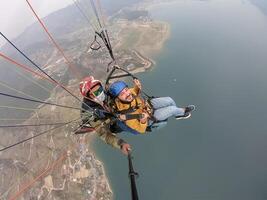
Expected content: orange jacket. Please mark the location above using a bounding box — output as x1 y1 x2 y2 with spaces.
114 86 148 134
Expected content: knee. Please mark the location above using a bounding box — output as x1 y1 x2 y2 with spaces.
165 97 176 106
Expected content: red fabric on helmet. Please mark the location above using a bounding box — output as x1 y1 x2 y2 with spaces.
79 76 102 97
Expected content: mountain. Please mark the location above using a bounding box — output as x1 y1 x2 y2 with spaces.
1 0 144 54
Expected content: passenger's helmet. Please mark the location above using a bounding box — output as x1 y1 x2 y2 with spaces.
108 81 128 97
79 76 102 97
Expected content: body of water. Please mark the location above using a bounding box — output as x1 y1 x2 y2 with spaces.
93 0 267 199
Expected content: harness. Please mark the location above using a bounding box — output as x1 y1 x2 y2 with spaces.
115 97 139 114
105 65 158 133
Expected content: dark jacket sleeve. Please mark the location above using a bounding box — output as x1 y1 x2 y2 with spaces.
80 98 104 124
95 123 126 150
81 99 127 150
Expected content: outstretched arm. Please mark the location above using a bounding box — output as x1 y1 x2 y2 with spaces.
133 79 142 95
96 125 131 154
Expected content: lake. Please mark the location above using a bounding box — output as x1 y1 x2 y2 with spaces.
93 0 267 199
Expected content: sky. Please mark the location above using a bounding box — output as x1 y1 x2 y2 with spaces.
0 0 74 47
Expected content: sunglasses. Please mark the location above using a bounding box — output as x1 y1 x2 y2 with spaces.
91 85 104 97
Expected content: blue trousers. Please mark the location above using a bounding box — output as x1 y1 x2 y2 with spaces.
148 97 185 131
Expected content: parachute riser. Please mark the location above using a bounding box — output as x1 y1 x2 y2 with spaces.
90 30 116 72
105 65 154 100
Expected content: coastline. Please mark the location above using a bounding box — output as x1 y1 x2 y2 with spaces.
116 21 171 75
91 1 172 199
0 1 171 199
3 0 267 199
0 90 114 199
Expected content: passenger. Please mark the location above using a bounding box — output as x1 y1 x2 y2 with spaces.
108 79 195 134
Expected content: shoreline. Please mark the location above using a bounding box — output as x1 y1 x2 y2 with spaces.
0 1 172 199
91 2 172 199
128 21 170 75
119 21 171 75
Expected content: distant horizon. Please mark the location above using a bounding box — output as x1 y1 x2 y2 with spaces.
0 0 143 49
0 1 73 48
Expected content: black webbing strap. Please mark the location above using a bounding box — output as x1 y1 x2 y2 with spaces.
125 114 143 120
90 34 101 50
96 30 115 62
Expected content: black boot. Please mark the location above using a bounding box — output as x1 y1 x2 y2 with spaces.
175 105 195 120
185 105 195 113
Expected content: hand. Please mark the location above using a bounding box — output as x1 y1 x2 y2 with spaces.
121 143 131 155
134 79 142 90
140 112 149 124
119 114 126 121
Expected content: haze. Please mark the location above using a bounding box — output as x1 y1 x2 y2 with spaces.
0 0 73 47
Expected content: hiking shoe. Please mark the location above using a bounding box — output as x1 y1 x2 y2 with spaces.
185 105 195 113
175 112 191 120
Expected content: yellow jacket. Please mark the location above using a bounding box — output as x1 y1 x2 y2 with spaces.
114 86 148 134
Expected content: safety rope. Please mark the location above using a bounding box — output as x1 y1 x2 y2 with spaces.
0 122 69 128
72 0 98 31
0 52 93 113
0 117 81 152
9 67 52 93
0 80 49 103
0 33 81 102
0 105 38 112
0 118 55 122
25 0 81 79
7 116 92 200
89 0 115 66
105 65 153 99
96 0 106 27
0 52 58 86
0 92 82 111
90 0 103 29
0 34 93 113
